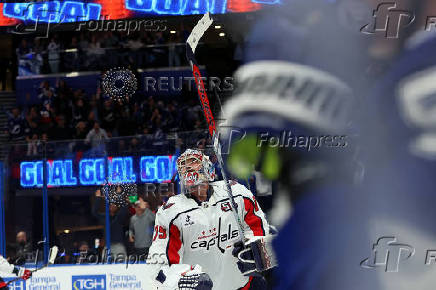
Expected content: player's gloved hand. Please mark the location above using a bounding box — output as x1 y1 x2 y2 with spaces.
232 241 260 277
178 265 213 290
156 264 213 290
16 267 32 280
233 235 277 277
0 281 8 288
21 269 32 281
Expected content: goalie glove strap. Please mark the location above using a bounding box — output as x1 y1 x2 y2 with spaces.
156 270 166 284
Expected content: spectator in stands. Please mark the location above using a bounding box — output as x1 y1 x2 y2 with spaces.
88 96 100 123
48 37 61 73
38 81 56 101
16 39 32 59
15 231 32 262
26 133 39 156
31 38 44 74
53 92 72 122
75 241 98 264
0 57 7 90
92 189 129 258
71 98 88 127
74 121 88 140
72 121 88 152
117 139 128 154
50 115 72 140
100 100 117 133
87 35 104 69
117 109 135 137
127 34 144 68
168 31 182 67
85 121 108 155
166 101 180 131
102 32 119 67
5 107 29 141
39 99 55 133
129 137 140 153
65 36 80 71
56 79 71 97
79 33 89 51
132 102 144 128
129 196 155 259
25 106 40 135
38 132 55 155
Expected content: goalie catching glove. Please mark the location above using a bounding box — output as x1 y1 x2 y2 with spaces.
155 264 213 290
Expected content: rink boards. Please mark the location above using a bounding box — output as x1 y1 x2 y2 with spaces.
2 264 158 290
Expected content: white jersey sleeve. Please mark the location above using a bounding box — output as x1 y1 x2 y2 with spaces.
148 199 194 288
0 255 14 275
233 182 270 238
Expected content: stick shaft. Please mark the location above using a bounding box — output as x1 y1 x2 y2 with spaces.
186 13 245 242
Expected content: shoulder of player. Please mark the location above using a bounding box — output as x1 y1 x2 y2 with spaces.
211 180 254 199
156 195 192 220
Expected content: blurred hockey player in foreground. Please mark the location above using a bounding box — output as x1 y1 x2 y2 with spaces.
148 149 270 290
358 0 436 288
219 0 380 289
0 255 31 289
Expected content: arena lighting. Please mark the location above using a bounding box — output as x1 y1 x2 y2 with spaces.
170 30 176 34
63 229 70 234
20 155 177 188
219 32 225 37
214 25 222 29
64 48 78 53
66 72 79 77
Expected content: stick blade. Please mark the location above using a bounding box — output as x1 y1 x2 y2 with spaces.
48 246 58 264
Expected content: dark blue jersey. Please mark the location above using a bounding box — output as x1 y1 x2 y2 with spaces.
7 115 28 140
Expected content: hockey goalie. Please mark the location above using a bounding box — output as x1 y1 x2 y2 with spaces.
148 149 270 290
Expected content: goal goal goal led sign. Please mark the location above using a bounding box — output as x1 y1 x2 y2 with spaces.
1 0 280 25
20 155 177 188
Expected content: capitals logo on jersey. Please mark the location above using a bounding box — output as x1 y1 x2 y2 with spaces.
220 201 233 212
190 217 239 252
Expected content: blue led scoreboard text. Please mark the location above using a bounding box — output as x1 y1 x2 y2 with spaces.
2 0 281 25
20 155 177 188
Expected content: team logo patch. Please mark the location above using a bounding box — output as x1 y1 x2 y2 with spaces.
184 215 195 226
221 201 233 212
163 202 175 210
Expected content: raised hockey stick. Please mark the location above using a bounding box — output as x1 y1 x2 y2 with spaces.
1 246 59 288
186 13 245 244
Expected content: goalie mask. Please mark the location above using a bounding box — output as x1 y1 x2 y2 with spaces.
176 149 215 193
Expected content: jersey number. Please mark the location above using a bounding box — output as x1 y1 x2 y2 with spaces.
153 225 167 241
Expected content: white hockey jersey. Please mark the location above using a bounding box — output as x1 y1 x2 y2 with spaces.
0 255 14 275
148 180 269 290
